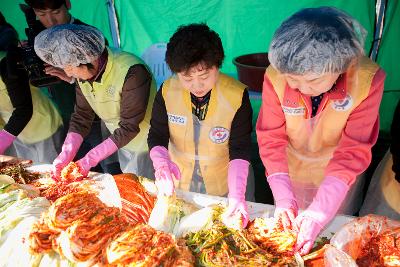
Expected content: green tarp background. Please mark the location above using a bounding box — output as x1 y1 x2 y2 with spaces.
1 0 398 133
115 1 375 75
374 0 400 135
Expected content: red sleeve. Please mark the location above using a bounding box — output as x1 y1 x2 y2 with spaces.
325 69 386 185
256 74 289 176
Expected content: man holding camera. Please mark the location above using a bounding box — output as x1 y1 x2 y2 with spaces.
25 0 86 122
0 13 63 163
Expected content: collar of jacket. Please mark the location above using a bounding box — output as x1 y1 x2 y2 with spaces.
282 73 347 108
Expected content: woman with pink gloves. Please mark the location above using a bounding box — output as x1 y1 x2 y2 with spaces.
256 7 385 254
147 23 254 226
34 24 156 178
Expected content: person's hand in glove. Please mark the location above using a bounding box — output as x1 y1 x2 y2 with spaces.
149 146 181 196
76 138 118 177
0 130 16 155
222 159 250 229
52 132 83 179
267 173 299 231
294 176 350 255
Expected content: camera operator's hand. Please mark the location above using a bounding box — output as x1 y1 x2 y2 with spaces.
44 64 75 84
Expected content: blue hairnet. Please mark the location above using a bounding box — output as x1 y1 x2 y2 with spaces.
34 24 105 68
268 7 366 75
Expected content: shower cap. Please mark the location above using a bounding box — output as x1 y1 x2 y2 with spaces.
34 24 105 68
268 6 366 75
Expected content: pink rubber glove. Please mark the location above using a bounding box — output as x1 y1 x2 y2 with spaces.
267 173 299 230
223 159 250 228
0 130 16 155
76 138 118 177
53 132 83 179
295 176 350 255
149 146 181 196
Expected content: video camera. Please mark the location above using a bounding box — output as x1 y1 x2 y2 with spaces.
18 4 60 87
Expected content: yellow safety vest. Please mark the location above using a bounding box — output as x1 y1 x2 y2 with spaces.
0 55 62 144
162 73 246 196
78 47 156 152
266 56 379 187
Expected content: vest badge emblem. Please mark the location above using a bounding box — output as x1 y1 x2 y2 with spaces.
332 93 353 111
106 86 116 97
209 127 229 144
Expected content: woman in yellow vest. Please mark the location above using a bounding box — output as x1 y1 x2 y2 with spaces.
34 24 156 178
148 23 254 227
256 7 385 254
0 51 63 163
360 100 400 220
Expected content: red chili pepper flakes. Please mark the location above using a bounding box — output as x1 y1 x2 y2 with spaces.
37 183 82 202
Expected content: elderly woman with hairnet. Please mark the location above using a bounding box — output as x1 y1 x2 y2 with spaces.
34 24 156 178
256 7 385 254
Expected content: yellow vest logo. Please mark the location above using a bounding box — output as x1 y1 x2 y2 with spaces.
282 106 306 116
168 113 187 125
209 127 230 144
331 94 353 111
106 86 116 97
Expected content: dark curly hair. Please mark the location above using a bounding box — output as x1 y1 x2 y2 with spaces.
25 0 66 10
166 23 224 73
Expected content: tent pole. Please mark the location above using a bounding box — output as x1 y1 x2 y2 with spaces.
106 0 120 48
369 0 387 61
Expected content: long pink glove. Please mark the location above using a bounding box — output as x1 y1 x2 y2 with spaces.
149 146 181 196
295 176 350 255
53 132 83 179
76 137 118 177
224 159 250 228
267 173 299 230
0 130 16 155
